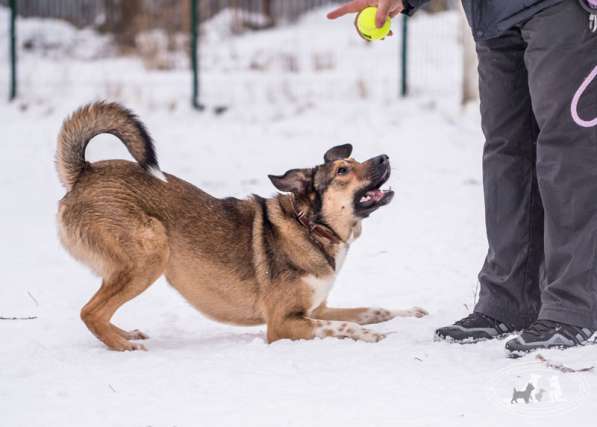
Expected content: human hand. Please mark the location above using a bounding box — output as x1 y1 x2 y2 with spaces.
327 0 404 28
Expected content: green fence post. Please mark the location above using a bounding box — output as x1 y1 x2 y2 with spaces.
400 14 408 98
9 0 17 101
190 0 204 110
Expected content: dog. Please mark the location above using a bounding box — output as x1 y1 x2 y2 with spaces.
56 102 428 351
511 383 535 404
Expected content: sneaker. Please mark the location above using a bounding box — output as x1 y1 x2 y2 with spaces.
505 319 595 357
434 312 515 342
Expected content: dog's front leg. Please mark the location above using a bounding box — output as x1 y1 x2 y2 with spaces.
266 315 385 343
311 305 428 325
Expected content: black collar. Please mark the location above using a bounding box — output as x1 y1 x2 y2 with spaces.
289 196 345 271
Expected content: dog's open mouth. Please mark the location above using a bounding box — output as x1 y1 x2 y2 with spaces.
354 167 394 217
359 188 392 206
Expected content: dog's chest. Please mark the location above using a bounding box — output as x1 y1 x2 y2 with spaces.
305 244 349 313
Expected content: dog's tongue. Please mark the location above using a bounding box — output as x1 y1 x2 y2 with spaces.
360 189 385 203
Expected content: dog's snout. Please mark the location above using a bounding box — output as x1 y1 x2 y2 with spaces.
364 154 390 168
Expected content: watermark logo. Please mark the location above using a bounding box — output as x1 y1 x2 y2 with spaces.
485 360 591 417
510 375 564 404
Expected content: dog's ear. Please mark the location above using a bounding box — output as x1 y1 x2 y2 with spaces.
324 144 353 163
268 168 313 194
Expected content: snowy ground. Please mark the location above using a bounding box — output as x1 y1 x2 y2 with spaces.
1 7 596 427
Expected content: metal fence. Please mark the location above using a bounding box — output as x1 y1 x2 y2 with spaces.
3 0 461 106
0 0 346 29
1 0 453 30
0 0 102 27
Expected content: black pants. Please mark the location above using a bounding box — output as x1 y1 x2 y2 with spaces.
474 0 597 329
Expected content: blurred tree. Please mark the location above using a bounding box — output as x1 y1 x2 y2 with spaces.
460 3 478 103
242 0 275 30
422 0 450 13
101 0 143 49
263 0 274 24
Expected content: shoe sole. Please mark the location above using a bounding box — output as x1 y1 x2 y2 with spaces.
506 345 568 359
505 330 597 358
434 331 513 344
505 340 597 359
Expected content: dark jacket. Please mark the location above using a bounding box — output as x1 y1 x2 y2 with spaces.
404 0 564 40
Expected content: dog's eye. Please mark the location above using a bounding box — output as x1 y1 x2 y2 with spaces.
337 167 349 176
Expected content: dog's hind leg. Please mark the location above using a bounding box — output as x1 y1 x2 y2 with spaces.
311 304 428 325
111 325 149 340
79 217 169 351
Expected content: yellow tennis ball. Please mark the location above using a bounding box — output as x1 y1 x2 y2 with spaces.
356 7 391 41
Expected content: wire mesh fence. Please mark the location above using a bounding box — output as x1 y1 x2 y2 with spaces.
1 0 456 34
0 0 347 30
2 0 466 106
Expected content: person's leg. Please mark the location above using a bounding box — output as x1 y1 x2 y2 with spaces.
524 0 597 329
435 29 543 341
473 29 544 329
506 1 597 355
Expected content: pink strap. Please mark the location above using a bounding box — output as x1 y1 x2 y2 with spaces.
571 65 597 128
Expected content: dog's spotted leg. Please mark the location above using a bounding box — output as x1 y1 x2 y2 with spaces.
311 319 385 342
358 307 429 323
266 315 384 343
311 305 428 325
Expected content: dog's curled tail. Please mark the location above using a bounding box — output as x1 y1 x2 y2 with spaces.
56 101 166 191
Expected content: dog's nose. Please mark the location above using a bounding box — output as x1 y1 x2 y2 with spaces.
376 155 389 165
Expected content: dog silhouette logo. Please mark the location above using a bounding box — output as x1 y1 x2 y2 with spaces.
485 361 590 417
511 383 535 404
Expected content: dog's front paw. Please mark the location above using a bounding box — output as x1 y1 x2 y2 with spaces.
391 306 429 318
409 306 429 318
359 329 386 343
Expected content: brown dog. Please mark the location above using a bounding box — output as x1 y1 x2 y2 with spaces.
56 102 427 351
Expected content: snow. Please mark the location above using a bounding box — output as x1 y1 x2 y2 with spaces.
1 6 595 427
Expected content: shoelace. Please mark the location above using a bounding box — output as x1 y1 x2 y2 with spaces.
524 319 559 337
524 319 594 343
455 312 500 328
